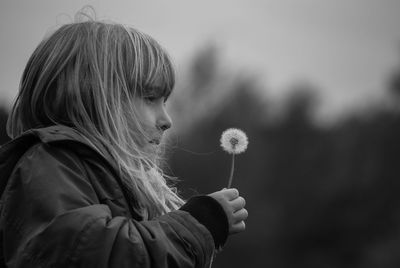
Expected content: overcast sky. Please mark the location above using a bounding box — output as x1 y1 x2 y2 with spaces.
1 0 400 116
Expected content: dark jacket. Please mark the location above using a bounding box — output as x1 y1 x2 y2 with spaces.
0 125 228 268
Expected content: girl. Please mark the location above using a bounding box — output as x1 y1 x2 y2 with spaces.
0 15 248 268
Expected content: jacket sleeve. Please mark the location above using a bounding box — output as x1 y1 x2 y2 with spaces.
1 143 218 268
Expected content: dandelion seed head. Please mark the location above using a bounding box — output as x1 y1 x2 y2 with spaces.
220 128 248 154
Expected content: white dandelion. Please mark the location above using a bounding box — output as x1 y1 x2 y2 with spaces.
220 128 248 188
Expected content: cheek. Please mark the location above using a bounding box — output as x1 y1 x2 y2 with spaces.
129 98 159 138
129 107 157 143
131 100 150 126
138 107 155 128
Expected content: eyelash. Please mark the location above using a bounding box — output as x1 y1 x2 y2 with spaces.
144 96 157 103
144 96 167 104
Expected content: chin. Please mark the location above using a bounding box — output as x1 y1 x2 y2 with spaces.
143 144 159 158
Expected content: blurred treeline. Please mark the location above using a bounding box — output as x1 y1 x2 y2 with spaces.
1 45 400 268
167 45 400 268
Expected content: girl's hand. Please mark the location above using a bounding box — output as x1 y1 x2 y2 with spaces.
208 188 248 235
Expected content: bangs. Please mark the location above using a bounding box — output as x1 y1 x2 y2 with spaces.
123 27 175 101
141 58 175 101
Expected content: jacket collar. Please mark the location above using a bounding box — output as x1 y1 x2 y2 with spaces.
0 125 116 195
20 124 113 155
0 125 143 219
23 125 96 146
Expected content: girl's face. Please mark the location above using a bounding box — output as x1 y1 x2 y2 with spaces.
132 89 172 153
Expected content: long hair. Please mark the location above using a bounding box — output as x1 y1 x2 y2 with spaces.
7 18 185 219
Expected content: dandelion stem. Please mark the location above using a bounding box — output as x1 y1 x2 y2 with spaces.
227 154 235 188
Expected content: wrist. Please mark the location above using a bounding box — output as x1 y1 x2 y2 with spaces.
180 195 229 249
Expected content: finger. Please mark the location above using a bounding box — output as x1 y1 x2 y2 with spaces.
224 188 239 200
230 221 246 234
230 197 246 212
233 208 248 222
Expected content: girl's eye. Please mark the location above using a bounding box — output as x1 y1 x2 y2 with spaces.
144 96 167 104
144 96 157 103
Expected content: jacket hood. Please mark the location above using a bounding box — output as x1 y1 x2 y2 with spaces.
0 125 113 198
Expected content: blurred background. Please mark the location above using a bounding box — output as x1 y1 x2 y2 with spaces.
2 0 400 267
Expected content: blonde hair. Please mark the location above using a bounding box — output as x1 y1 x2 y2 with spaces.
7 18 185 219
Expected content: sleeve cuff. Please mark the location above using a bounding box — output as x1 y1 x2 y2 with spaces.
180 195 228 249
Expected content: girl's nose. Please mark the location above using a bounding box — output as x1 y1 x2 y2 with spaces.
156 108 172 131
